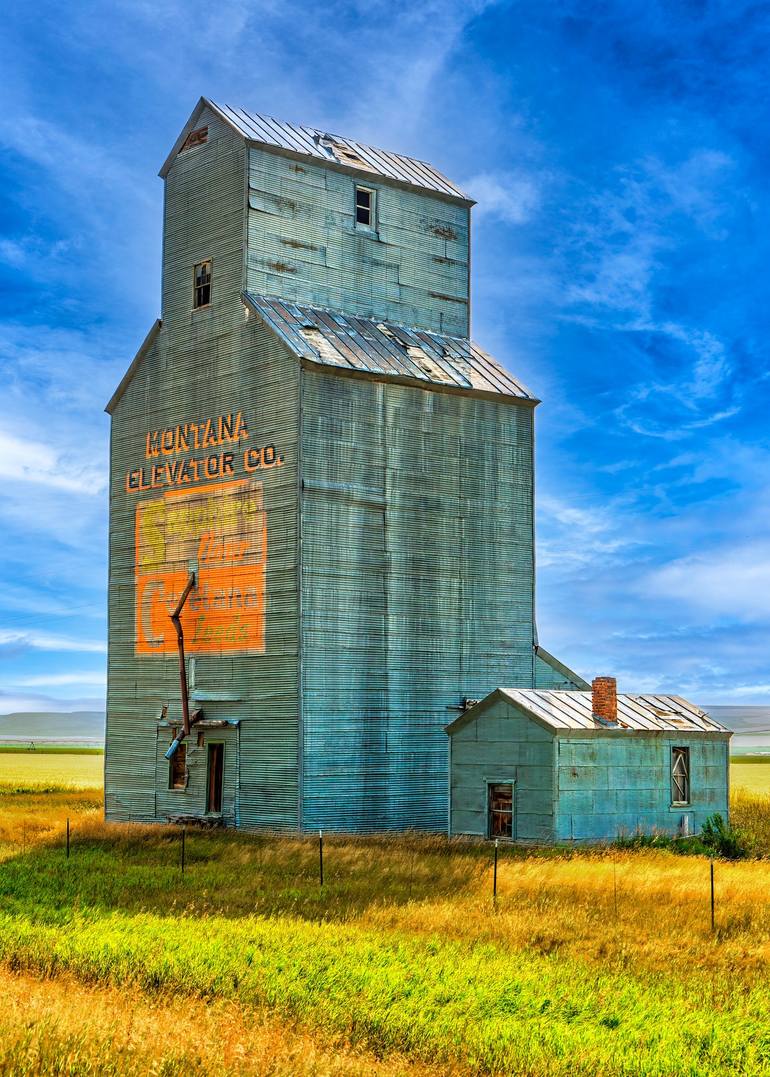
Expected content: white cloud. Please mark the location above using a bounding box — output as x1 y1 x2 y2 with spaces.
464 172 541 225
10 672 106 688
0 429 106 494
0 630 107 654
537 495 643 569
644 544 770 622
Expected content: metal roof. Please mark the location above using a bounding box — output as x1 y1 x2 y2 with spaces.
161 98 471 202
448 689 730 735
244 293 536 401
498 690 730 734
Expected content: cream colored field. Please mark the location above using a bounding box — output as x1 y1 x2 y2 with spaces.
731 762 770 796
0 752 103 789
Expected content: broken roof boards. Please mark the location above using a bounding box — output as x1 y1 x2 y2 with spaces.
160 98 472 202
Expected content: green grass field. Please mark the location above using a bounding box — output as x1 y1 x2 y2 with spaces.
0 749 103 791
2 753 770 1073
731 760 770 795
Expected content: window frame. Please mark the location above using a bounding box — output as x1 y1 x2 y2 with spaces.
355 185 376 230
168 738 187 791
671 746 691 806
487 780 514 840
192 258 212 311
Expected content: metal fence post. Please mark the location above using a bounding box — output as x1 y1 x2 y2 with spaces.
66 817 70 859
319 830 324 887
710 860 715 932
493 838 499 902
181 827 186 875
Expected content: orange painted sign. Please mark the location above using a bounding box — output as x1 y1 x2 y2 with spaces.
135 479 266 655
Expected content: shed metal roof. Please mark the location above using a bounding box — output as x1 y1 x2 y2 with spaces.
161 98 471 203
448 689 730 735
244 293 536 401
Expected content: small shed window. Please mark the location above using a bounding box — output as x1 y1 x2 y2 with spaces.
355 186 375 228
488 783 513 839
169 741 187 789
671 747 690 805
193 260 212 309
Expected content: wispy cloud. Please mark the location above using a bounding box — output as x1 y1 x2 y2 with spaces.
0 630 107 654
463 172 541 225
9 672 106 688
0 430 105 494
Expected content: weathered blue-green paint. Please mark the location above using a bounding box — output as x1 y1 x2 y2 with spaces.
105 101 583 832
448 696 730 842
449 696 555 841
246 146 469 336
300 370 537 830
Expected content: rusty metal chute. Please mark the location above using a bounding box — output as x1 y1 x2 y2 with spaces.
164 572 204 760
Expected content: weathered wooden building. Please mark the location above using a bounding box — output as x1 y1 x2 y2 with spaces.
104 98 587 831
447 678 730 842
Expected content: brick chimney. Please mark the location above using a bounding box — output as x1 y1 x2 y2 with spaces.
592 676 617 724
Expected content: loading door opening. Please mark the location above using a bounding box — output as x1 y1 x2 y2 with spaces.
207 743 224 814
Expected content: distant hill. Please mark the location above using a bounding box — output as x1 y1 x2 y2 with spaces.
0 711 104 746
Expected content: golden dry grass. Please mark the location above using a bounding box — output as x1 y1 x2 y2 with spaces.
5 788 770 1074
0 968 452 1077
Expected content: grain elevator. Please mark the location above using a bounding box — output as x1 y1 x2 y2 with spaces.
104 98 585 831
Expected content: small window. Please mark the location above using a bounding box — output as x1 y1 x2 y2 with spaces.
169 741 187 790
355 186 375 228
488 783 513 839
672 747 690 805
193 260 212 309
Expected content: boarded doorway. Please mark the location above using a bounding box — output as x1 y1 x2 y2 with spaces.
207 743 224 814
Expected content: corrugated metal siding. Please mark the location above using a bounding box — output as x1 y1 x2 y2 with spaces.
105 109 301 829
554 735 730 841
207 102 469 201
448 698 729 843
244 294 534 399
300 368 537 832
246 146 470 336
449 696 556 841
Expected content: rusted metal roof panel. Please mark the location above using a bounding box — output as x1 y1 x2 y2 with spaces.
208 101 471 202
244 293 536 401
496 690 730 734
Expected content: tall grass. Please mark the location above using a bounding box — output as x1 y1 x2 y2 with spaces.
0 969 445 1077
3 789 770 1074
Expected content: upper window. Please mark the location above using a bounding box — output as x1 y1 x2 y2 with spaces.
671 747 690 805
488 782 513 839
355 186 375 228
169 740 187 790
193 260 212 309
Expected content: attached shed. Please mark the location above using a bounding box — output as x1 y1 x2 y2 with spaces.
447 678 731 843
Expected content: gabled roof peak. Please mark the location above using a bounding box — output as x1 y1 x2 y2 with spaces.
160 98 472 203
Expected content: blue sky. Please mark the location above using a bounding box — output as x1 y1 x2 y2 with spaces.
1 0 769 711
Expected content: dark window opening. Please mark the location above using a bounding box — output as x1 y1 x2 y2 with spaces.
672 747 690 805
488 782 513 839
355 186 374 227
207 743 224 813
193 260 212 309
169 740 187 790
